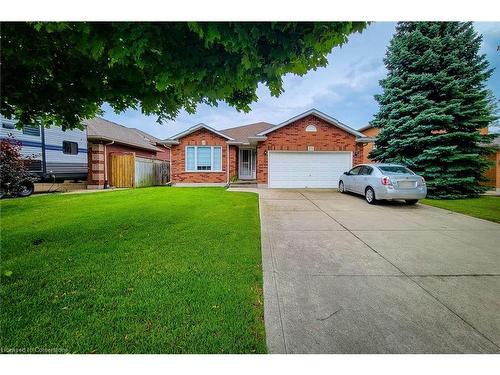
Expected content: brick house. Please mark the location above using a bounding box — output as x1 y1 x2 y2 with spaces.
484 135 500 191
163 109 371 188
84 118 170 189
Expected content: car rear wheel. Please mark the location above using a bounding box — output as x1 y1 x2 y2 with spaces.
339 181 345 193
365 187 376 204
405 199 418 205
18 181 34 197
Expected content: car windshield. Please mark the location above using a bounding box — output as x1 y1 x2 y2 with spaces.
378 166 414 175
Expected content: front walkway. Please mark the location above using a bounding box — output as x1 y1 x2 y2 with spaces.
230 188 500 353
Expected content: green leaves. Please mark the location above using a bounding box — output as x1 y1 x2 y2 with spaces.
371 22 498 199
1 22 367 129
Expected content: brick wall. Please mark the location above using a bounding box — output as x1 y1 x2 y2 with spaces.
87 143 105 189
229 145 238 180
256 115 363 184
170 128 228 184
106 143 156 159
155 146 171 161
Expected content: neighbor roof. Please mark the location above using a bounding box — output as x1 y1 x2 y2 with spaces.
357 124 374 132
84 117 161 152
219 122 274 144
132 128 163 144
257 108 366 138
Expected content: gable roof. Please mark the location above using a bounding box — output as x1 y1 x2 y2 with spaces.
165 123 235 142
219 122 274 144
257 108 366 138
83 117 161 152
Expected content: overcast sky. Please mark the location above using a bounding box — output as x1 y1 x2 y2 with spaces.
101 22 500 139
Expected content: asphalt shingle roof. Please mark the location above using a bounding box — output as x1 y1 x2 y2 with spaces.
219 122 275 143
83 117 161 152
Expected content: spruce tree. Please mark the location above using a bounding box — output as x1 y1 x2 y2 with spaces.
370 22 497 199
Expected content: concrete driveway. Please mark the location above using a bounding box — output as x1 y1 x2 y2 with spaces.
252 189 500 353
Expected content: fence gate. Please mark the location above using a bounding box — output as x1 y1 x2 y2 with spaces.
110 153 135 187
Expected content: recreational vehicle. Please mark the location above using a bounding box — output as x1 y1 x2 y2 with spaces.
0 117 88 196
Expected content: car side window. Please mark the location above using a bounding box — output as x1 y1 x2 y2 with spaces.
349 166 362 175
360 166 373 175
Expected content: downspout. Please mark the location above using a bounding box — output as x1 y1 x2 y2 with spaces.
226 144 230 186
168 146 172 184
103 140 114 188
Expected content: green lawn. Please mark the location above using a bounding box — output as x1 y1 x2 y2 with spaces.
422 196 500 223
0 187 266 353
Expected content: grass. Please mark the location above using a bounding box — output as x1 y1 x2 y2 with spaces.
422 196 500 223
0 187 266 353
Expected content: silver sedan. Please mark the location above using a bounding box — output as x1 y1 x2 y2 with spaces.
338 164 427 205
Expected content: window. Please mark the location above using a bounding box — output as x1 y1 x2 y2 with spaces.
359 166 373 175
22 125 41 137
196 147 211 170
2 121 15 130
63 141 78 155
305 124 317 132
378 166 414 175
348 166 363 175
185 146 222 171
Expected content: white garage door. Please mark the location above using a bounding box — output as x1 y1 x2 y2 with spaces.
268 151 352 188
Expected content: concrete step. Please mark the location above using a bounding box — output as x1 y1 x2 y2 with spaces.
230 180 257 188
232 180 256 184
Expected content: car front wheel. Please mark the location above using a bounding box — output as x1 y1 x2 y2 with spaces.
339 181 345 193
365 187 376 204
18 181 34 197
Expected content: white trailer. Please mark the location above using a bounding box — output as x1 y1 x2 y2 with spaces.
0 116 88 182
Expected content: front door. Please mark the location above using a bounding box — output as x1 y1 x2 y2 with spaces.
239 149 256 179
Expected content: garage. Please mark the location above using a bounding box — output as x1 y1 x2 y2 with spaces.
268 151 352 188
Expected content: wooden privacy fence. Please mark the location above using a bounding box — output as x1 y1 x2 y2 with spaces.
135 157 170 187
109 153 170 188
110 153 135 188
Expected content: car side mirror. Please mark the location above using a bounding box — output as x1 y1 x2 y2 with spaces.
344 171 350 175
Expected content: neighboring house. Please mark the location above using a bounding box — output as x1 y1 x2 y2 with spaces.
484 135 500 191
357 124 379 164
359 124 499 191
84 118 170 189
1 116 88 181
162 109 372 188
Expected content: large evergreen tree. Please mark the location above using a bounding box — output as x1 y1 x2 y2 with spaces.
370 22 497 199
